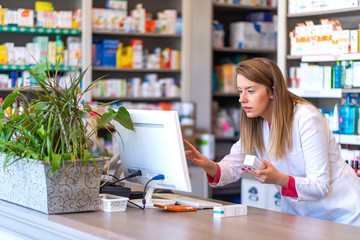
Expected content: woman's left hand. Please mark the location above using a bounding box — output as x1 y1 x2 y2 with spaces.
243 159 289 188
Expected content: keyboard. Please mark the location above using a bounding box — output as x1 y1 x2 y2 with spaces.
153 193 222 209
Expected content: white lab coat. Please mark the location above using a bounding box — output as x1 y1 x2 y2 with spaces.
211 104 360 226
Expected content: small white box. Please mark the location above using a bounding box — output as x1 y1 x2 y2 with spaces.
350 30 358 53
243 155 264 169
14 47 26 65
352 61 360 87
323 66 332 89
99 194 129 212
213 204 247 218
230 22 261 49
54 11 72 29
18 9 34 27
25 42 40 65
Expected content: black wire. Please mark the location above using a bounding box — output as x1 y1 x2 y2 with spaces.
128 200 145 209
102 170 141 187
142 179 155 209
107 174 120 181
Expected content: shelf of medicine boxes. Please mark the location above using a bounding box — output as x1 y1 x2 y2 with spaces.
287 52 360 98
92 66 181 73
0 26 80 36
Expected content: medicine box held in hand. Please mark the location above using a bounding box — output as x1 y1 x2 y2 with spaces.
243 155 264 169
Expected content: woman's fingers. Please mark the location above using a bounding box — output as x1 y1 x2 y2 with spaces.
184 140 202 157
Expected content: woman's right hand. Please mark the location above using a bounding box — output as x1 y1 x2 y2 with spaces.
184 139 218 178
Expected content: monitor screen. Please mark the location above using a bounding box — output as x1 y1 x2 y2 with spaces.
114 109 192 207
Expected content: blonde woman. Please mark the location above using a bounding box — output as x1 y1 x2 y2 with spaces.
185 58 360 226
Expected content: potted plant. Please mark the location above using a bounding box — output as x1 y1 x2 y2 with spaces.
0 62 134 214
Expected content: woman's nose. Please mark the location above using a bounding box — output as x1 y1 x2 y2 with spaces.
239 94 247 103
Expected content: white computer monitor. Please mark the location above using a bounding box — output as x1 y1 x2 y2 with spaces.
114 109 192 208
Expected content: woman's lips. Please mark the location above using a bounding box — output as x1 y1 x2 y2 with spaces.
243 107 252 112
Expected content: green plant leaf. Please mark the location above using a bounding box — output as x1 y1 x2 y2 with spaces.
83 150 89 165
2 91 19 110
1 127 12 142
114 107 134 131
3 154 13 171
36 125 47 140
34 102 45 111
0 107 4 119
98 111 114 126
51 154 62 173
43 156 50 164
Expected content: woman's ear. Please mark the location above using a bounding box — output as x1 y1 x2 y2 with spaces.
270 86 274 99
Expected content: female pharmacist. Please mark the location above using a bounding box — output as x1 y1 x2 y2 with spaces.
185 58 360 226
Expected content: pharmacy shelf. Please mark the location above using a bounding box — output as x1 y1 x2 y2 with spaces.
334 134 360 145
0 87 44 92
0 64 79 72
212 92 238 98
287 55 302 60
213 47 276 54
92 96 181 102
288 6 360 18
288 88 342 98
301 53 360 62
92 30 181 38
0 26 80 35
213 2 277 12
342 88 360 94
92 66 181 73
215 136 238 142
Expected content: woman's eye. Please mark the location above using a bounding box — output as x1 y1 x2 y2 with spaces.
248 90 254 94
238 90 242 95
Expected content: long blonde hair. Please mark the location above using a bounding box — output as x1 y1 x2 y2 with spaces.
236 58 307 160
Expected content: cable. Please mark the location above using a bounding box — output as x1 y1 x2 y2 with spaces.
102 170 142 187
128 200 145 209
107 174 120 182
142 174 165 209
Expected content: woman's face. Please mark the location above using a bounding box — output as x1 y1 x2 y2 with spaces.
237 74 273 122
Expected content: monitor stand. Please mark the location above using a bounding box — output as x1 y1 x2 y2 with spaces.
129 187 176 208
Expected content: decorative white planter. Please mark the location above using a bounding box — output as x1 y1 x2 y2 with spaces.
0 155 105 214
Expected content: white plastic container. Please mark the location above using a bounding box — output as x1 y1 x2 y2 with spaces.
99 194 129 212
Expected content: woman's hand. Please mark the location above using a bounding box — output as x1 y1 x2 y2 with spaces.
243 159 289 188
184 139 218 178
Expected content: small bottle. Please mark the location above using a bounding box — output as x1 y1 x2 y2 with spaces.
341 61 348 88
332 104 340 134
340 93 355 135
333 61 342 89
344 60 354 88
356 94 360 135
55 35 64 65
